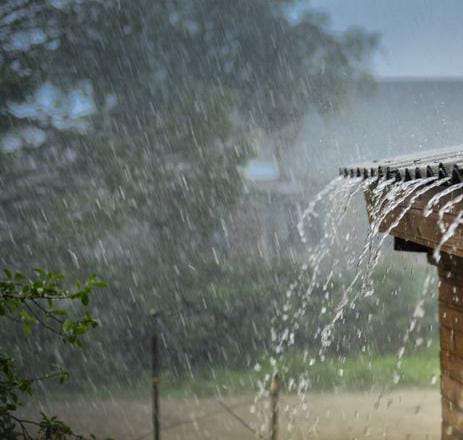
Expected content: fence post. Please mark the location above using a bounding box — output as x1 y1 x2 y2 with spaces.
152 333 161 440
270 373 281 440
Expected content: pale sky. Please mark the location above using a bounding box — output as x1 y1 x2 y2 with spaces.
308 0 463 78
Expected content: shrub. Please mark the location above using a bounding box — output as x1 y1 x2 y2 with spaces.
0 269 106 439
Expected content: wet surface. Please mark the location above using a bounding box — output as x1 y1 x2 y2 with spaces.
23 389 441 439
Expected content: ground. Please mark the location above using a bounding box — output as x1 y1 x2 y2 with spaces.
27 388 441 439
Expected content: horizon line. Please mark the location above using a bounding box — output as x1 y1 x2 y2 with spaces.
377 75 463 82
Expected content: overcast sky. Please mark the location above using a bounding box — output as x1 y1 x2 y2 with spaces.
308 0 463 78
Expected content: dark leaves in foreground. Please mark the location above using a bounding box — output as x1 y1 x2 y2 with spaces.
0 269 108 439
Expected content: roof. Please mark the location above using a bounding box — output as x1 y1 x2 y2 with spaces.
340 145 463 182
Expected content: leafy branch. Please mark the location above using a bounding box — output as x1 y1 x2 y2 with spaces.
0 268 108 439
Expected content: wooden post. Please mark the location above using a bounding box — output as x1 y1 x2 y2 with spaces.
270 373 281 440
152 333 160 440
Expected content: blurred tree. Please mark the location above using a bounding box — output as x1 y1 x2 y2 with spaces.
46 0 378 130
0 0 378 373
0 0 48 135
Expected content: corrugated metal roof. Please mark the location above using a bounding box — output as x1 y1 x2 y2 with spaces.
340 145 463 182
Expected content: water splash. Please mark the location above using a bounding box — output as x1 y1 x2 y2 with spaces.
393 272 434 385
297 176 344 244
423 178 457 217
321 177 443 348
259 172 449 434
437 193 463 232
433 209 463 262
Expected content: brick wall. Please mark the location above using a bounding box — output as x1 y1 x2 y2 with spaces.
436 254 463 438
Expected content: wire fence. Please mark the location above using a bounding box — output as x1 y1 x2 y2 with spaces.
131 398 259 440
130 368 281 440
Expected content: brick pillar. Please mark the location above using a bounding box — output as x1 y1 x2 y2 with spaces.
436 253 463 439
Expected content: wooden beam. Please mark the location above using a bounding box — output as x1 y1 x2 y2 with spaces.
393 237 430 253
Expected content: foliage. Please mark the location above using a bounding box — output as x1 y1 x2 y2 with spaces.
0 269 106 439
0 254 437 405
15 255 433 388
44 0 378 130
0 0 378 265
157 346 440 398
71 346 439 399
0 1 53 134
172 255 436 370
0 0 379 392
318 258 437 355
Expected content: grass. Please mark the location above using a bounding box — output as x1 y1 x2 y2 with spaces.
34 347 440 402
157 346 440 398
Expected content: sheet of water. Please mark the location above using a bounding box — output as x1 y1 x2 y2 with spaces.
252 174 453 436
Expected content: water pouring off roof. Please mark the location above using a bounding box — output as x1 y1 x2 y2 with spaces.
340 145 463 182
338 144 463 438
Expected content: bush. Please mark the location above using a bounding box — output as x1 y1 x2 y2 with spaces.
5 255 437 392
0 269 106 438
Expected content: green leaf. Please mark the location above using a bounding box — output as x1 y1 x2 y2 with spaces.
59 370 70 384
14 272 25 281
81 292 89 305
19 310 37 336
23 323 32 336
62 320 74 334
18 379 32 393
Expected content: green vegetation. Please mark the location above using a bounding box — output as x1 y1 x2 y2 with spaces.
1 0 378 382
5 255 436 390
42 347 438 401
0 269 106 439
158 347 440 398
1 1 433 434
